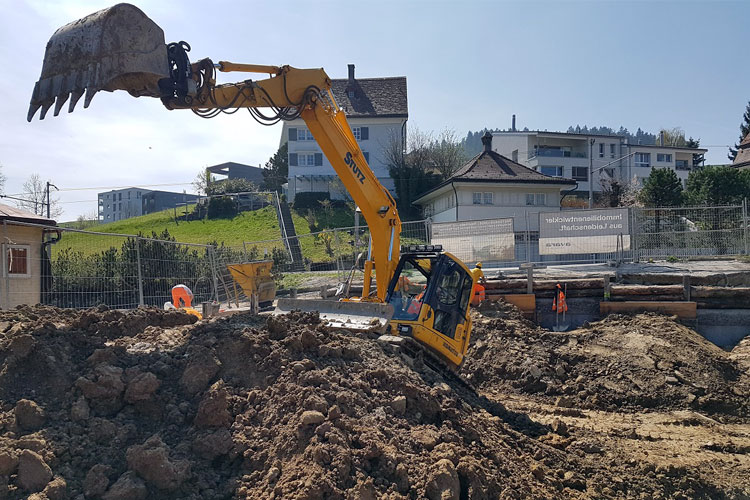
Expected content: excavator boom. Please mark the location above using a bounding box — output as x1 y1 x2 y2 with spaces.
28 3 481 370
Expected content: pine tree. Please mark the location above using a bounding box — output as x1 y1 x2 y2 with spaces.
728 100 750 161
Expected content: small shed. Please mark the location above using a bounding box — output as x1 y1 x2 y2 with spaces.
414 133 576 230
0 203 56 309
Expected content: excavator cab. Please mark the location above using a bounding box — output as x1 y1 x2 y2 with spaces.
385 246 477 369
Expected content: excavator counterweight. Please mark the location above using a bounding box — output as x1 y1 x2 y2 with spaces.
28 3 169 121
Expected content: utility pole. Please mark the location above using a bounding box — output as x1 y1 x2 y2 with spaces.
45 181 58 219
588 138 595 209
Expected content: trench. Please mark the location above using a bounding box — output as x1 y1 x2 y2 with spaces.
534 297 750 349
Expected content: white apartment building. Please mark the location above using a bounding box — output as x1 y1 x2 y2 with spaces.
492 131 707 197
280 64 407 201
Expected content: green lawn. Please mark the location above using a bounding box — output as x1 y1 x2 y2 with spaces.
55 204 356 259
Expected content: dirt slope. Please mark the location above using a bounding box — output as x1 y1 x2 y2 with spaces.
0 303 747 499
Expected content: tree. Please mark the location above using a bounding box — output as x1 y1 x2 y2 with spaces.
599 175 640 207
637 168 683 207
193 168 214 195
430 129 466 180
685 166 750 206
18 173 62 218
0 164 5 194
685 137 704 167
384 128 441 220
262 142 288 192
658 127 687 147
205 178 256 196
728 100 750 161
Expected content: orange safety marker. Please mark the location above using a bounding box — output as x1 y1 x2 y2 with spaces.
551 283 568 313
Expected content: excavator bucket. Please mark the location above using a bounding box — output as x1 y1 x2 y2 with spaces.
275 298 394 334
28 3 169 121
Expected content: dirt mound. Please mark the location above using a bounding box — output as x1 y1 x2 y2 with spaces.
466 303 750 417
0 305 568 499
0 303 747 499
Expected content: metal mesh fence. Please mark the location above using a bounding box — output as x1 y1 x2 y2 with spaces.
1 202 747 311
632 204 747 260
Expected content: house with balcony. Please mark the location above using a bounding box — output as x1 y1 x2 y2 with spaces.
98 188 198 222
414 133 576 230
281 64 407 201
492 130 707 198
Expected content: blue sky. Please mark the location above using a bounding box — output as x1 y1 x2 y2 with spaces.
1 0 748 220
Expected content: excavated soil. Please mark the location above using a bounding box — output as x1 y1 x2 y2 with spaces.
0 303 747 499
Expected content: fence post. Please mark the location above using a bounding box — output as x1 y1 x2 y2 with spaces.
744 198 748 255
631 207 639 263
424 219 431 244
209 246 220 303
135 236 145 306
2 220 7 310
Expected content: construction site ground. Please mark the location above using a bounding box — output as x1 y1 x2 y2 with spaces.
0 300 748 499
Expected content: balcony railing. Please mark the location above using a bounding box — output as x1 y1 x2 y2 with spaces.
675 161 691 171
529 148 587 160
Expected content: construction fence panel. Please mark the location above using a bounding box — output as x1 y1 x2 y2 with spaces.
632 204 747 260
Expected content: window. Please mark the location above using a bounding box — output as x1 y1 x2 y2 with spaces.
599 143 604 158
5 245 30 277
526 193 546 206
352 127 361 141
540 166 563 177
296 128 314 141
572 167 588 181
118 193 122 201
472 192 482 205
657 153 672 162
128 191 131 199
118 203 122 211
610 144 616 159
634 152 651 167
483 192 493 205
299 153 316 166
675 160 690 170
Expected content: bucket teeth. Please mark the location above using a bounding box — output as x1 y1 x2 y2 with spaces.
69 88 84 113
83 87 98 109
27 3 169 121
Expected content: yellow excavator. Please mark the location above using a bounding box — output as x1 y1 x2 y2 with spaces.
28 3 484 370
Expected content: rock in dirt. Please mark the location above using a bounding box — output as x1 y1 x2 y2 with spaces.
125 435 189 491
42 476 67 500
84 464 112 498
15 399 45 431
17 449 52 492
102 472 147 500
300 410 325 426
193 382 231 428
124 372 160 403
425 458 460 500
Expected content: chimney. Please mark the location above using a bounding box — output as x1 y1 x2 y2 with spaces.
512 114 516 132
481 132 493 152
659 130 665 146
348 64 355 84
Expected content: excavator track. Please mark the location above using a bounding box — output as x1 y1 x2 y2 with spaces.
386 335 507 418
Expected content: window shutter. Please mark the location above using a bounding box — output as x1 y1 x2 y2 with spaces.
289 128 297 141
364 152 370 163
314 153 323 166
361 127 369 140
289 153 298 166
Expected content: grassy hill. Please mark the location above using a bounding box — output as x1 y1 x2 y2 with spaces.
56 204 357 261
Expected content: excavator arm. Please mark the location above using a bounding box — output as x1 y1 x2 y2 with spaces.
27 4 401 301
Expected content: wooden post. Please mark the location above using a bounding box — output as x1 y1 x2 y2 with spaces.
683 275 691 301
604 275 611 301
527 267 533 294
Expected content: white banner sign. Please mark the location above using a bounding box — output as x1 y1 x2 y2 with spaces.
539 209 630 255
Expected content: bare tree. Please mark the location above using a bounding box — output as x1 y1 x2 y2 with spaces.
599 174 641 207
0 164 6 194
18 174 62 218
192 168 214 195
430 129 466 180
658 127 687 147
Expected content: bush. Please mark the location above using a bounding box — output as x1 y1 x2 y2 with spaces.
293 192 330 211
207 196 237 218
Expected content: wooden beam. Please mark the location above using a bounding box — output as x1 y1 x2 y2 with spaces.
600 301 697 319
